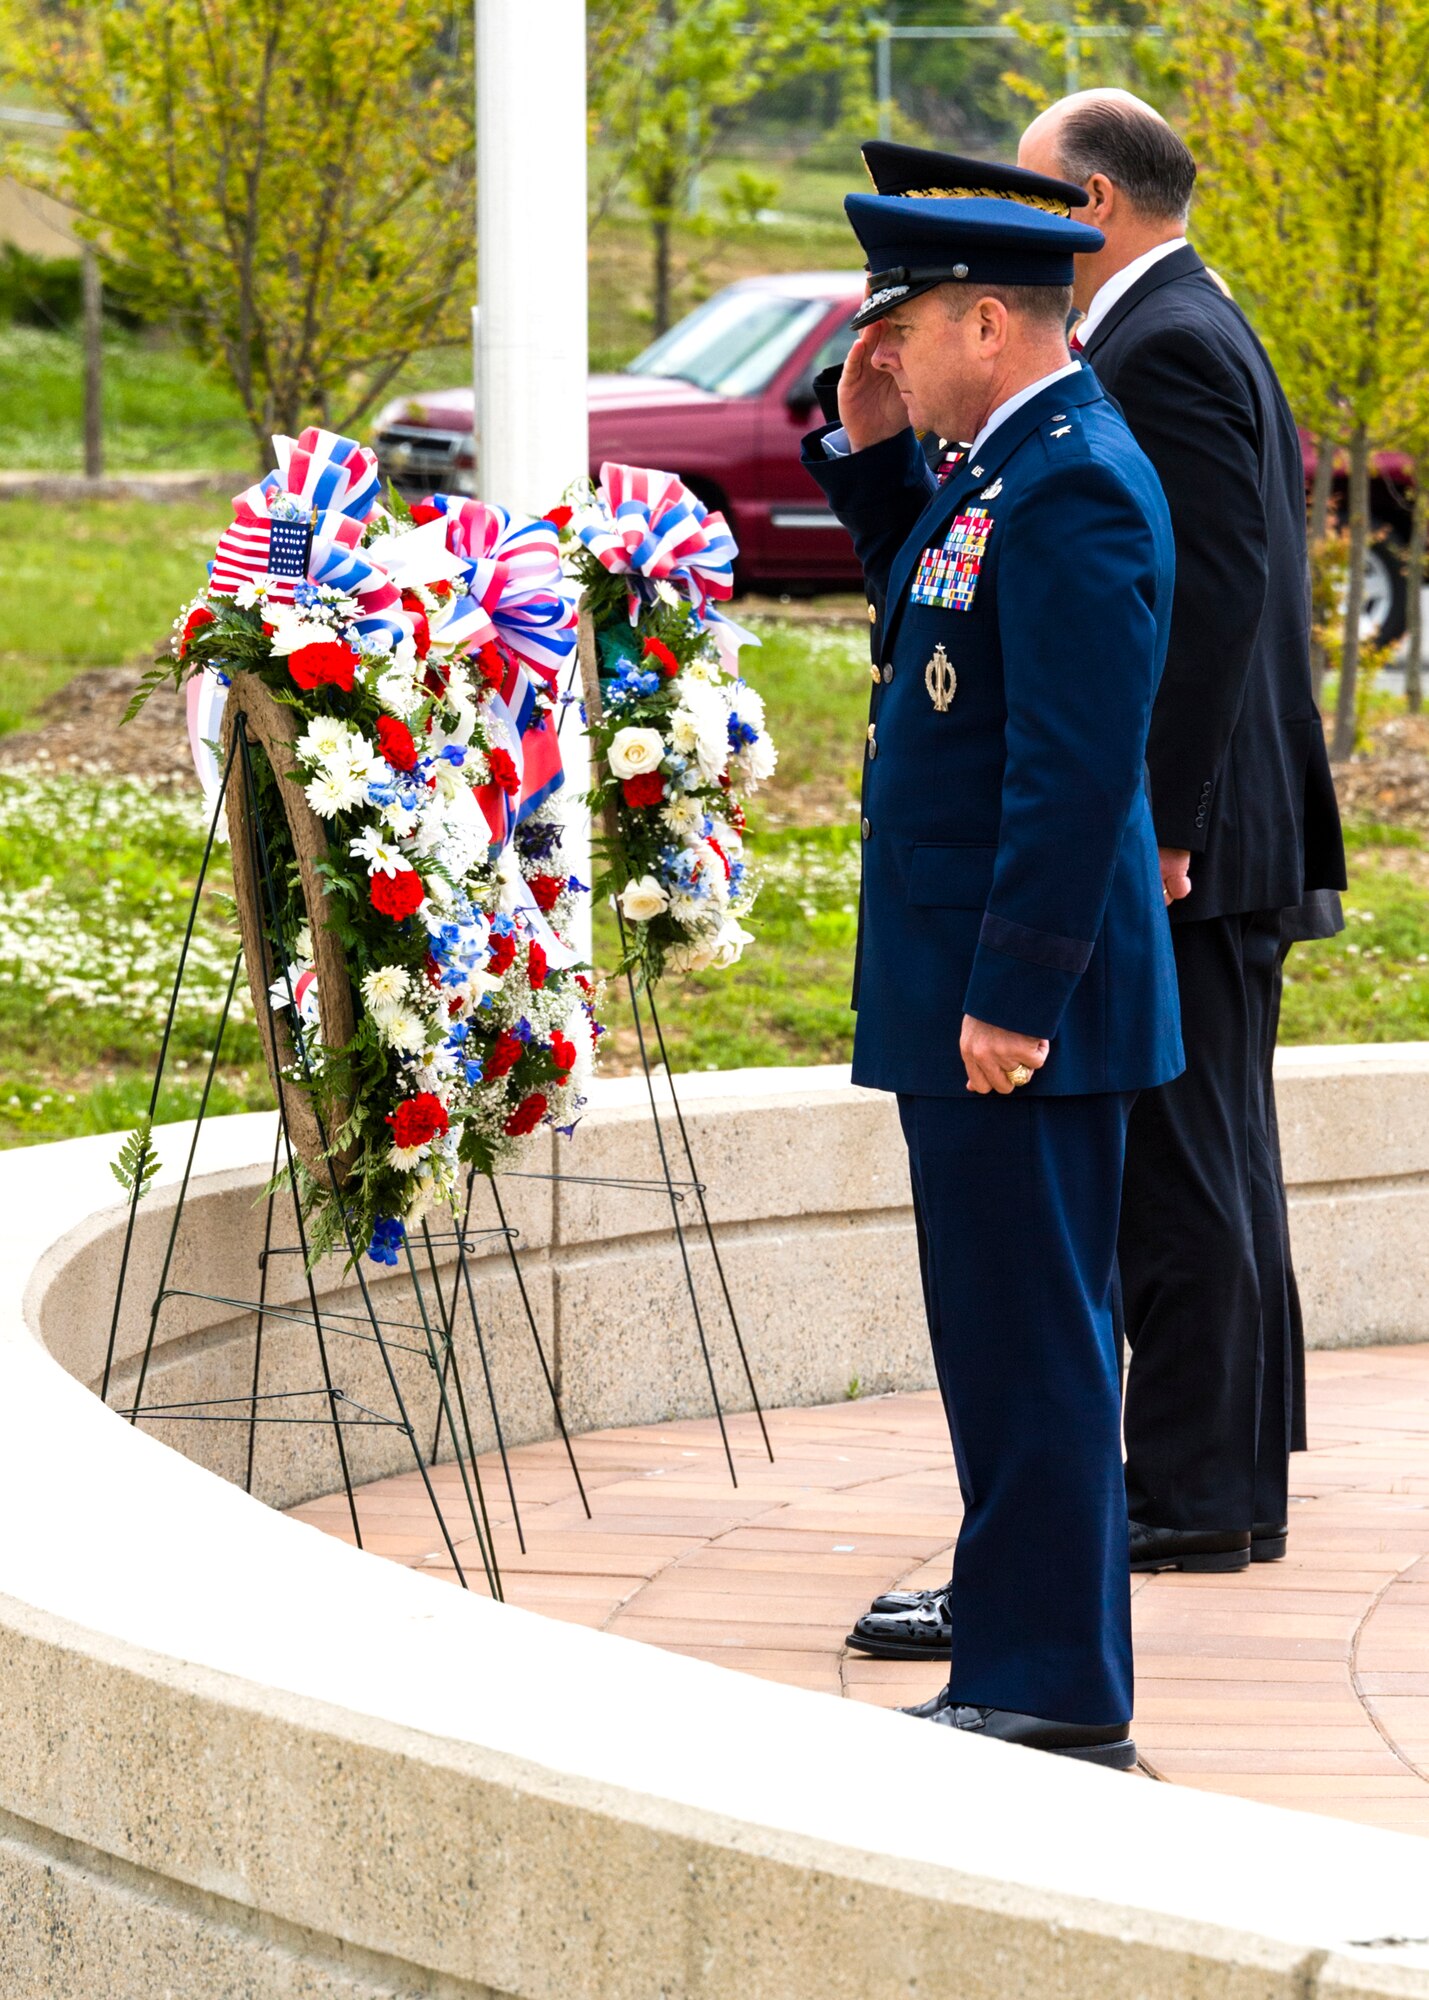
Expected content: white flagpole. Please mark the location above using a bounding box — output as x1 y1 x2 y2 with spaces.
475 0 592 964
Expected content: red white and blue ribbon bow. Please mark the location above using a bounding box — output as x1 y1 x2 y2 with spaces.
209 427 410 647
419 497 577 685
576 462 739 628
418 496 575 848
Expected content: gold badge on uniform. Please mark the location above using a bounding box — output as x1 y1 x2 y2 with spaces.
925 643 957 712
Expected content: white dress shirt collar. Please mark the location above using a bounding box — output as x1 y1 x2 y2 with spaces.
1076 237 1188 347
965 359 1084 466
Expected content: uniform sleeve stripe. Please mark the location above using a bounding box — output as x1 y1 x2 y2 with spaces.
979 912 1093 975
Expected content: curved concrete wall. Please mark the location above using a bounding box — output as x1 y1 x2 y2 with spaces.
5 1056 1429 1996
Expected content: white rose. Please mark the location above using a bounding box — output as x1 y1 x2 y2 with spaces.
618 875 670 922
608 726 666 779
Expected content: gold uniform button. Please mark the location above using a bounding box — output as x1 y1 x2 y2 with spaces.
868 663 879 684
866 723 876 742
867 602 877 624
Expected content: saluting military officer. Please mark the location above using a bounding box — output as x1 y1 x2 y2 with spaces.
803 193 1182 1764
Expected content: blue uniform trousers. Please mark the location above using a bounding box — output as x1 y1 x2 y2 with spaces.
898 1089 1136 1726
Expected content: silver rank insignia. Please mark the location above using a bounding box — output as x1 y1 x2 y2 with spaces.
925 643 957 712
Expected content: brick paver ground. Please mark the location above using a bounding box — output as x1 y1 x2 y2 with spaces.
289 1343 1429 1836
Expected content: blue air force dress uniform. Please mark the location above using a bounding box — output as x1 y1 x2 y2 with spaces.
803 195 1182 1753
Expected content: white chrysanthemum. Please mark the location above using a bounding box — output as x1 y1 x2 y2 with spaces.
376 663 422 715
296 717 351 765
667 891 707 928
381 1006 429 1055
728 681 765 732
304 772 353 819
734 730 778 785
388 1142 426 1171
661 795 704 839
361 965 409 1018
265 610 330 657
381 797 422 839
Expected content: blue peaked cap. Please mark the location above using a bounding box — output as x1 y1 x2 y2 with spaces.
845 193 1105 329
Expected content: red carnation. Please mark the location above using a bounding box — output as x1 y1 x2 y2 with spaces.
423 952 443 990
400 591 432 660
180 604 214 659
550 1032 577 1075
527 941 548 991
369 867 425 921
410 502 443 526
386 1092 449 1150
621 771 666 810
376 714 419 772
475 642 506 691
642 635 680 677
528 873 564 912
485 1030 523 1080
288 638 359 694
504 1092 548 1137
487 931 517 976
545 505 573 531
486 746 520 796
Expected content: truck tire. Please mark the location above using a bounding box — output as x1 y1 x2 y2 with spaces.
1362 529 1408 648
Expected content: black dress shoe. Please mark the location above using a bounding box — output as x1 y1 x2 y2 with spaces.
900 1685 1136 1770
1128 1519 1251 1573
868 1582 949 1615
846 1586 952 1660
1252 1521 1288 1562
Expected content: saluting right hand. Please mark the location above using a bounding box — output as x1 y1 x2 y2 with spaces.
839 326 909 453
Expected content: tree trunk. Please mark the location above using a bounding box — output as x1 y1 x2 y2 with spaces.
1406 469 1427 715
652 211 672 335
1308 428 1336 707
1332 421 1370 760
81 245 103 481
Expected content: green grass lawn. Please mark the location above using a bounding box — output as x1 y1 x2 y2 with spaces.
0 501 1426 1148
0 494 229 733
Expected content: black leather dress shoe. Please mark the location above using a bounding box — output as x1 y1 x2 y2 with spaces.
846 1586 952 1660
1128 1519 1251 1573
1252 1521 1288 1562
899 1685 1136 1770
868 1582 949 1615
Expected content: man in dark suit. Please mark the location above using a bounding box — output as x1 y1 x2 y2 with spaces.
1018 91 1346 1572
804 190 1182 1763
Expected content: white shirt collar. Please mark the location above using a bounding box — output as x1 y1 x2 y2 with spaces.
966 359 1084 466
1077 236 1188 346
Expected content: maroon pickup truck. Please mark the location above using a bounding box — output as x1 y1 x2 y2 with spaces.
375 272 1413 640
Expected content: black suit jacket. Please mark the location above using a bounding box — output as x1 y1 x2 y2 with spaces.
1082 245 1345 921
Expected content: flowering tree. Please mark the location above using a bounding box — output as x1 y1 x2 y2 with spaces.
9 0 473 470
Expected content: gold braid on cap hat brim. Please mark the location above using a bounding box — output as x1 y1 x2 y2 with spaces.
862 161 1072 218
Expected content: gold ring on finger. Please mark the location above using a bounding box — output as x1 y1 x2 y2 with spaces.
1007 1063 1034 1087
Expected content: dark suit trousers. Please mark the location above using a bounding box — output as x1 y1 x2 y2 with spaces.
1121 911 1291 1533
899 1090 1135 1726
